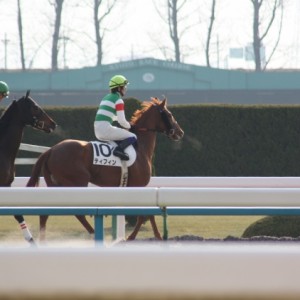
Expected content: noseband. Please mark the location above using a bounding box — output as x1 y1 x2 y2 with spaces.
32 110 46 130
159 108 175 136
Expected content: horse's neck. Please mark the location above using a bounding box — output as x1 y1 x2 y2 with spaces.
135 131 157 177
136 131 156 159
0 117 24 158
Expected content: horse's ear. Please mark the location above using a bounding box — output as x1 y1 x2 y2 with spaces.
25 90 31 99
161 97 167 107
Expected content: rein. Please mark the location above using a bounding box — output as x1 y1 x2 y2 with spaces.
31 106 47 130
134 127 157 132
133 127 175 136
22 91 47 131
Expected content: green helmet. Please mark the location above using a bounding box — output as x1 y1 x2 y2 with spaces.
0 81 9 96
109 75 129 89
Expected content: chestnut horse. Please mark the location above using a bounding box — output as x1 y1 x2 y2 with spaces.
27 97 184 241
0 91 56 245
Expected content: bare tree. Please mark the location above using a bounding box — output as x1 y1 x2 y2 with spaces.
50 0 64 70
93 0 118 66
250 0 283 71
154 0 198 63
17 0 25 70
205 0 216 67
167 0 181 62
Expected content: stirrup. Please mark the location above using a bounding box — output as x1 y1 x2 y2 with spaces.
113 148 129 161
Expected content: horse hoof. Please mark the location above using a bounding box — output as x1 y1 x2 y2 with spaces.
28 238 37 247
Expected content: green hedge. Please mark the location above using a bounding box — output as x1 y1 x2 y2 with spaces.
4 100 300 177
155 104 300 176
242 216 300 238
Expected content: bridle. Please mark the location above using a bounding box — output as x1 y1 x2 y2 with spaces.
20 90 46 130
132 105 176 137
32 112 46 130
159 107 176 136
21 98 46 130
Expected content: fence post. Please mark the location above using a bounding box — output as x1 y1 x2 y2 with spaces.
162 207 168 240
112 215 126 240
94 214 104 246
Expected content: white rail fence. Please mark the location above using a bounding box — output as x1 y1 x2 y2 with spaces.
16 143 49 165
3 177 300 243
4 185 300 207
12 175 300 188
11 176 300 239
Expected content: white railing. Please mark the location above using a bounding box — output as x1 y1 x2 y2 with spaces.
12 176 300 188
3 185 300 207
16 143 49 165
3 177 300 244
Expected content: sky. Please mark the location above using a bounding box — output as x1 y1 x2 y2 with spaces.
1 0 300 70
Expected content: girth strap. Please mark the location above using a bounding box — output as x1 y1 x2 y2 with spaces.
120 161 128 187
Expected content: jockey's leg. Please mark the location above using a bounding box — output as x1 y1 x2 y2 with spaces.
113 136 136 161
14 215 35 245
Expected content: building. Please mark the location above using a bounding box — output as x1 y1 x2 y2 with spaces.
1 58 300 106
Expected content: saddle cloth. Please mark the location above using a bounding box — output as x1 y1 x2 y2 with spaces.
91 141 136 167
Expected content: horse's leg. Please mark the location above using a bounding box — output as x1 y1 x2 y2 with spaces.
75 216 94 234
149 216 162 240
39 215 49 242
126 216 145 240
14 215 36 245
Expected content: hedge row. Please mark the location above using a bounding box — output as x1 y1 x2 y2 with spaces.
7 99 300 177
156 104 300 176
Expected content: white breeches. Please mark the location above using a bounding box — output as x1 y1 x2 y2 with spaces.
94 121 137 141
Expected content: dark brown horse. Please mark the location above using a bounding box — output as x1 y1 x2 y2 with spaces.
27 97 184 241
0 91 56 244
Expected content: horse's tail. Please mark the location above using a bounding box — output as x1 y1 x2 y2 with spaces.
26 149 51 187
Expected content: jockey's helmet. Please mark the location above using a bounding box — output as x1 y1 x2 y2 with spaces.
109 75 129 89
0 81 9 96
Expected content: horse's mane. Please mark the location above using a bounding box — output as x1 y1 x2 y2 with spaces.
131 97 161 124
0 101 17 136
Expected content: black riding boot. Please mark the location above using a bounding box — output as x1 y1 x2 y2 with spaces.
113 137 136 161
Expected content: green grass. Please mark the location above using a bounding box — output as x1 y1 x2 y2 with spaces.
0 215 263 245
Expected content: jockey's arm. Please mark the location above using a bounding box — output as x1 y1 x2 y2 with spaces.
116 99 130 129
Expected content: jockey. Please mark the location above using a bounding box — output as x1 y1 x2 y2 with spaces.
0 81 9 101
94 75 137 161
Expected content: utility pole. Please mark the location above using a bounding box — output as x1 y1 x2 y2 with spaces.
61 35 69 69
2 33 9 69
